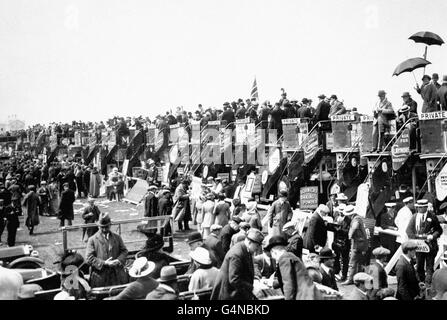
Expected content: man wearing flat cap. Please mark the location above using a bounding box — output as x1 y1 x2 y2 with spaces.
395 241 420 300
211 228 264 300
372 90 395 152
406 199 442 285
346 272 373 300
366 246 390 299
268 235 321 300
401 92 418 114
416 75 439 113
220 216 241 255
204 224 225 268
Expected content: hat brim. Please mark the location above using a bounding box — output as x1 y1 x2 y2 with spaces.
129 261 156 278
264 240 288 251
319 253 336 259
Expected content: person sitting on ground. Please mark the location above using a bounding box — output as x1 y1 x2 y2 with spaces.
188 247 219 292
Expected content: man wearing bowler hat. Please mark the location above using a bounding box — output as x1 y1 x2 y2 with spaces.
438 75 447 110
318 247 338 291
401 91 418 114
416 75 439 113
406 199 443 285
144 185 158 218
86 212 129 288
372 90 395 152
211 228 264 300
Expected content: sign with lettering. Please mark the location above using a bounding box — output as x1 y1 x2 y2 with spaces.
217 172 229 181
235 118 250 124
420 111 447 120
108 131 116 150
360 115 374 122
326 132 334 150
303 131 319 164
74 132 81 146
282 118 301 125
252 174 262 194
435 162 447 201
299 186 319 210
208 120 221 126
414 239 430 253
331 115 356 122
283 121 300 149
391 128 410 171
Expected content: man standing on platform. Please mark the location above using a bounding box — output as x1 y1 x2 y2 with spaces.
406 199 442 286
372 90 395 152
416 75 438 113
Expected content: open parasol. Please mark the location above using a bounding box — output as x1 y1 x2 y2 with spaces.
409 31 444 75
393 57 431 84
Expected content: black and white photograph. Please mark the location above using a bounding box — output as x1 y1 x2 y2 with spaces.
1 0 447 312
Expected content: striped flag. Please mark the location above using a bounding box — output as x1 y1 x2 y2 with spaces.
250 77 258 100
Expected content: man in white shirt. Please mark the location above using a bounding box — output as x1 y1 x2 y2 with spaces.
395 197 414 243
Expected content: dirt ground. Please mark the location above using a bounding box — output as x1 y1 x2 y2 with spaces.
5 196 396 298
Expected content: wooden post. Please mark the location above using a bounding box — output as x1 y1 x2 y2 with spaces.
385 245 402 275
62 228 68 252
412 164 417 203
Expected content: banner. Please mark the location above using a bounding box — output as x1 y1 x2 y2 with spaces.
146 126 156 145
303 131 319 164
435 161 447 201
108 131 116 150
74 132 81 146
282 118 300 149
355 183 370 218
300 187 318 210
391 128 410 171
154 129 165 152
49 135 58 152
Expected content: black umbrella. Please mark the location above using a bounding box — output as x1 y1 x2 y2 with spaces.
409 31 444 46
393 57 431 84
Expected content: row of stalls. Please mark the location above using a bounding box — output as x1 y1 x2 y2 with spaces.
20 111 447 219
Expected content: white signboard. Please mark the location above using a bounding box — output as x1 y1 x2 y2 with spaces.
355 183 370 218
420 111 447 120
330 115 356 122
435 162 447 201
268 148 281 173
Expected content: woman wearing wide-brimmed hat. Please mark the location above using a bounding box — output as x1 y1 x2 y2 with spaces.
188 247 219 292
136 233 171 279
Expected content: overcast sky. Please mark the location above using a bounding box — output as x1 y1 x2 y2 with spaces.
1 0 446 126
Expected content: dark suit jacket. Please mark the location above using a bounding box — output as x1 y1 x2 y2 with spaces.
112 276 158 300
220 224 238 254
221 109 235 125
304 212 327 251
210 241 255 300
406 212 442 253
319 265 338 291
314 101 331 122
395 255 419 300
276 252 320 300
144 192 158 217
366 261 388 293
204 233 225 268
59 189 75 220
286 233 303 259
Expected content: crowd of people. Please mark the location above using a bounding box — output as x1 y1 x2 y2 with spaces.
2 78 447 301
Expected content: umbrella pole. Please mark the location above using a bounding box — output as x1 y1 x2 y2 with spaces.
423 46 428 76
411 71 418 86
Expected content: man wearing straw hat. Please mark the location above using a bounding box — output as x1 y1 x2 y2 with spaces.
86 212 129 288
110 257 158 300
188 247 219 292
406 199 443 286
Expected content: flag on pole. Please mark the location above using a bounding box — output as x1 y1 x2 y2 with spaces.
250 77 258 101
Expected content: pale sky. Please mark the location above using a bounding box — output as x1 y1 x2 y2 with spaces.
1 0 447 126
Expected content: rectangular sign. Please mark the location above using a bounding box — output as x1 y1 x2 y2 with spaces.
420 111 447 120
282 118 300 124
303 131 319 164
300 186 319 210
331 115 356 122
207 120 221 126
360 115 374 122
391 128 410 171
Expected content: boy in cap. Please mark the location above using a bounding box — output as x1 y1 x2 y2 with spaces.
406 199 443 285
204 224 225 268
220 216 242 255
346 272 373 300
366 246 390 299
